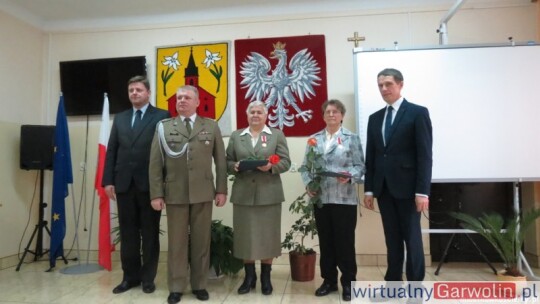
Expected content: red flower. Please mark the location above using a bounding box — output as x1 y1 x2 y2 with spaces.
307 138 317 147
268 154 280 165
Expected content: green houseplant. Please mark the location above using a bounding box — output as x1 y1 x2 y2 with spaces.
281 137 321 281
209 219 243 277
450 208 540 277
281 191 318 255
281 191 318 281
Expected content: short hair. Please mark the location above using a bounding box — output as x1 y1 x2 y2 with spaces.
128 75 150 91
321 99 346 115
246 101 268 115
377 68 404 83
177 85 199 98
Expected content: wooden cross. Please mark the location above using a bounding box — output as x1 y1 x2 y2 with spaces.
347 32 365 47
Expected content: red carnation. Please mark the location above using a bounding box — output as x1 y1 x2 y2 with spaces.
268 154 280 165
307 138 317 147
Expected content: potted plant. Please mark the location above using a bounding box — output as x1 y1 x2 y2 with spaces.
450 208 540 279
281 191 318 281
281 137 321 282
209 219 243 277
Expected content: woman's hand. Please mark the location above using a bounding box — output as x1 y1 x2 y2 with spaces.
234 162 240 172
257 161 272 172
306 186 318 198
337 171 351 184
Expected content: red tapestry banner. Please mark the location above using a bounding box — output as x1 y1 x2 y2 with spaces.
234 35 327 136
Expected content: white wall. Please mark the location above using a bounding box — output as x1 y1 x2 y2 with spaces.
0 3 537 265
0 10 47 263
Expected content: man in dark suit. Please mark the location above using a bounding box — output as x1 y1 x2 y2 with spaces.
103 75 170 294
364 68 432 282
149 85 227 304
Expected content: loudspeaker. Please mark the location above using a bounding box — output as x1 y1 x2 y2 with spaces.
20 125 55 170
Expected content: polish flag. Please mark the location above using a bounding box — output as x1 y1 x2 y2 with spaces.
96 94 114 271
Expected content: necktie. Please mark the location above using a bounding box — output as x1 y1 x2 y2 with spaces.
133 110 142 129
184 117 192 135
384 106 393 145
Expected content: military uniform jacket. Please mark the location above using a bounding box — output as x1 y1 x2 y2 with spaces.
148 116 227 204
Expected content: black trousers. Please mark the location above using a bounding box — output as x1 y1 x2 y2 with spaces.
116 183 161 284
314 204 357 287
378 185 425 281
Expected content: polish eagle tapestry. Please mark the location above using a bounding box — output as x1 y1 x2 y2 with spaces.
234 35 327 136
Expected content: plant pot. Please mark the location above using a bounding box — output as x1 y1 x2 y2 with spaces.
289 251 316 282
208 266 225 280
496 270 527 298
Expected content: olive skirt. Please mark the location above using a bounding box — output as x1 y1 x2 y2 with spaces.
233 203 282 260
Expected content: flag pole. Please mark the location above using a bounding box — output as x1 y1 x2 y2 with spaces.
60 191 102 274
60 185 102 274
60 92 101 275
85 190 98 264
69 183 81 263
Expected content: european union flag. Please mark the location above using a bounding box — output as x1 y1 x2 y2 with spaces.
49 96 73 269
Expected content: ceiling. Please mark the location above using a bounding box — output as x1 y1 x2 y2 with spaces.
0 0 533 32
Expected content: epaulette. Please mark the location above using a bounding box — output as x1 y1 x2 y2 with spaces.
160 117 175 124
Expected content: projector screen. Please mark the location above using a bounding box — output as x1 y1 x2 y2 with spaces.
354 44 540 182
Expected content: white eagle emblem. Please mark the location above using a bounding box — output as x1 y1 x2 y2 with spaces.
239 41 321 129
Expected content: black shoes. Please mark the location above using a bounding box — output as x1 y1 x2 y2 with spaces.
112 280 155 294
167 292 182 304
142 282 156 293
112 281 140 294
315 282 338 296
315 282 350 301
192 289 209 301
342 285 352 301
167 290 208 302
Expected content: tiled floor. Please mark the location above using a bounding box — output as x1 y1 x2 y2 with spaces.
0 259 536 303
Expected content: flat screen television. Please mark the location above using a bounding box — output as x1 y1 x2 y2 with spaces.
59 56 147 116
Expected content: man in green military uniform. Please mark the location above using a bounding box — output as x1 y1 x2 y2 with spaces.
149 85 227 304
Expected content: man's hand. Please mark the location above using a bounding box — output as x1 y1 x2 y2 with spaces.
364 194 375 210
415 195 429 213
151 198 165 211
215 193 227 207
105 185 116 201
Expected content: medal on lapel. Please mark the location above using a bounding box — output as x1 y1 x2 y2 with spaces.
261 135 267 148
337 137 344 149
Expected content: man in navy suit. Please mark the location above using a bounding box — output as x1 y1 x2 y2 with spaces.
364 68 432 282
103 75 170 294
